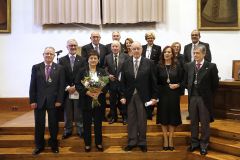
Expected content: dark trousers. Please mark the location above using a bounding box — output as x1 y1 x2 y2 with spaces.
127 93 147 146
189 96 210 149
34 106 58 149
83 106 102 146
109 89 127 120
63 97 83 134
99 93 107 120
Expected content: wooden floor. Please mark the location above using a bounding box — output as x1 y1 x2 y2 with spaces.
0 105 240 160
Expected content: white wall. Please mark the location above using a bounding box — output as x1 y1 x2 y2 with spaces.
0 0 240 97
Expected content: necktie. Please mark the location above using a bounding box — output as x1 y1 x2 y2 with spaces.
191 44 196 62
70 55 75 70
95 45 99 54
134 59 139 77
196 63 201 70
45 65 51 81
114 55 118 71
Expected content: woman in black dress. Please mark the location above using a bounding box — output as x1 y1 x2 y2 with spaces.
75 50 108 152
156 46 183 151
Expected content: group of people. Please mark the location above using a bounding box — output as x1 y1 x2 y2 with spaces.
29 30 219 156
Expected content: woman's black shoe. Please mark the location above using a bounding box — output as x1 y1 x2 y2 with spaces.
168 146 175 151
163 146 169 151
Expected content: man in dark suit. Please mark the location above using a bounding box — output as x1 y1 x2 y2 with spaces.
29 47 65 155
183 29 212 63
120 41 158 152
104 40 128 125
81 32 108 68
183 29 212 120
142 31 161 120
81 32 108 121
105 31 124 55
184 44 219 155
59 39 86 139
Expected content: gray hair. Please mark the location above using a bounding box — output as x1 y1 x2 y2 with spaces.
194 44 206 54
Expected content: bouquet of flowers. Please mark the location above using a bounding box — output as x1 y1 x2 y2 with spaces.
81 75 109 108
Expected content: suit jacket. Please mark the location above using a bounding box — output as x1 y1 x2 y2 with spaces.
29 62 65 109
142 44 161 64
183 41 212 63
104 52 129 90
81 43 108 68
120 57 158 104
105 43 125 55
58 54 86 96
75 66 108 111
184 61 219 121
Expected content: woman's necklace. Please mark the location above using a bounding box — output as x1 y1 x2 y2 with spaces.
165 65 171 84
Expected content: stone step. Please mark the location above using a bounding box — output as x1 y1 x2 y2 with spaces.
0 132 190 148
210 136 240 157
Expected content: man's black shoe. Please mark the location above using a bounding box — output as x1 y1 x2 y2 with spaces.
139 145 147 152
51 147 59 153
187 145 199 152
109 118 117 124
122 119 127 125
200 148 208 155
32 148 44 155
124 145 136 151
62 133 72 139
96 145 104 152
77 133 84 138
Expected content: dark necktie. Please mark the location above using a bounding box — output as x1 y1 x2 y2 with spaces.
134 59 139 78
95 45 99 54
196 63 201 70
114 55 118 71
70 55 75 70
45 65 51 81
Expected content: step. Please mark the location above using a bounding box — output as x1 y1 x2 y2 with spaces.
0 146 188 160
0 132 190 148
210 136 240 157
0 123 190 135
187 150 240 160
211 128 240 141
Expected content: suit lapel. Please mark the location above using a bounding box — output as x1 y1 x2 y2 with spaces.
197 61 209 83
40 62 46 81
188 62 195 85
136 57 144 79
117 54 124 73
50 63 57 80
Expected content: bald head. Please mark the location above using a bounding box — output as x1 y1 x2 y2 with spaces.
131 41 142 59
90 32 101 45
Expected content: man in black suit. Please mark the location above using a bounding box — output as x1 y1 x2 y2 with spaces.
59 39 86 139
183 29 212 120
104 40 128 125
120 41 158 152
81 32 108 68
105 31 124 55
81 32 108 121
184 44 219 155
183 29 212 63
29 47 65 155
142 31 161 120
